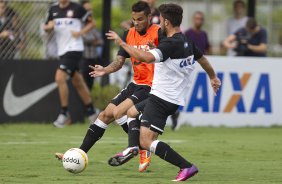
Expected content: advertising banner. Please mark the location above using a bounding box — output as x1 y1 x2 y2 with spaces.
177 56 282 127
0 60 85 123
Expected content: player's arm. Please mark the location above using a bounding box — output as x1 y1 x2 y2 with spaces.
223 34 236 49
197 56 221 96
192 42 221 96
197 56 216 80
81 18 95 35
106 30 155 63
72 6 95 38
89 55 126 77
44 8 54 32
72 16 95 38
44 21 55 32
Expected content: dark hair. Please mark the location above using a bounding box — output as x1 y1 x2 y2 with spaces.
233 0 245 8
80 0 90 6
132 1 151 16
158 3 183 27
246 17 257 30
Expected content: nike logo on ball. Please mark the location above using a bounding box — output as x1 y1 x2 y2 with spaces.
3 75 57 116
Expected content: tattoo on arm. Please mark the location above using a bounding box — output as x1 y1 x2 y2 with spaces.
107 56 126 73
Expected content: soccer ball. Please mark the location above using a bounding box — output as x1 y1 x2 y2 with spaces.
62 148 88 174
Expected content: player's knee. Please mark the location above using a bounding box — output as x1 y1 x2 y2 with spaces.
71 78 80 88
72 76 84 89
55 75 66 85
98 110 113 125
127 106 138 118
113 108 123 120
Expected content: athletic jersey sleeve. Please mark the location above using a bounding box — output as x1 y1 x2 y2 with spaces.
117 31 130 58
148 39 173 62
192 42 203 60
45 7 53 24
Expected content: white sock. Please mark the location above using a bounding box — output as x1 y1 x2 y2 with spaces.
150 140 160 153
127 117 136 125
93 118 108 129
116 115 127 125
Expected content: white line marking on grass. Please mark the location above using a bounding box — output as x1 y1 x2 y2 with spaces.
1 139 186 145
0 141 48 145
70 139 186 144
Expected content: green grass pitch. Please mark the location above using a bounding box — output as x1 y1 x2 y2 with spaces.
0 123 282 184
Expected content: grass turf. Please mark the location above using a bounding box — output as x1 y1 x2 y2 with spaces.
0 123 282 184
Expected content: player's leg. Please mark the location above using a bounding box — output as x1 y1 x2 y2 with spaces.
108 99 152 172
79 83 135 153
171 109 180 131
55 80 134 159
127 99 152 172
113 84 151 133
53 68 71 128
79 103 115 153
72 71 97 122
113 98 134 133
55 69 69 109
79 58 94 90
139 96 198 181
55 103 115 160
109 82 135 133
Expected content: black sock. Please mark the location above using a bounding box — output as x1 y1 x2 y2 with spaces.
80 124 105 153
121 123 128 134
60 106 68 115
85 103 95 116
128 119 140 147
155 141 192 169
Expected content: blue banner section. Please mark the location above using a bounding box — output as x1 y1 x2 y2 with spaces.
182 72 272 114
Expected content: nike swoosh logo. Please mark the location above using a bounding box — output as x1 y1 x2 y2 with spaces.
3 74 57 116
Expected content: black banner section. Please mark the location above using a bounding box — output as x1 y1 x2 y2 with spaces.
0 59 85 123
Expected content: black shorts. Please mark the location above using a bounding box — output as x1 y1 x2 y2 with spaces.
111 82 151 106
59 51 83 77
79 57 100 75
134 98 148 112
140 94 179 134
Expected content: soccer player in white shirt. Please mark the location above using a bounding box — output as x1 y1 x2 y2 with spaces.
44 0 97 127
105 3 221 182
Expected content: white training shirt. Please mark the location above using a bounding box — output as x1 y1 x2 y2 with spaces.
46 2 90 56
148 32 203 106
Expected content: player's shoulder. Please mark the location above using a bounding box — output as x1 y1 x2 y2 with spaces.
162 33 186 43
49 2 59 10
150 24 161 30
69 1 83 8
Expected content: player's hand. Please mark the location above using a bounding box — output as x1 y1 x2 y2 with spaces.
71 31 82 38
43 21 54 32
210 77 221 96
89 65 106 77
106 30 123 45
147 41 156 49
0 30 9 38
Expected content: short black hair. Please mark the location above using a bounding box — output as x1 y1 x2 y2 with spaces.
132 1 151 16
233 0 246 8
158 3 183 27
80 0 90 6
246 17 257 30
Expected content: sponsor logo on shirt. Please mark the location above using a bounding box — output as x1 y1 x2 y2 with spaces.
67 10 74 18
